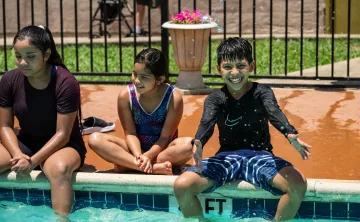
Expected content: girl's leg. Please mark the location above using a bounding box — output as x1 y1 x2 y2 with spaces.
0 143 11 174
174 171 216 219
88 132 142 172
270 166 307 221
41 147 81 215
156 137 193 166
151 137 193 175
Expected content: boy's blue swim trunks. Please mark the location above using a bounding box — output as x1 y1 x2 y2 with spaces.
186 149 292 196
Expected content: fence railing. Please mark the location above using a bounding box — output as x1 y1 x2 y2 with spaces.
1 0 359 86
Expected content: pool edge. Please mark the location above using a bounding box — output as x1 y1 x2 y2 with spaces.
0 170 359 203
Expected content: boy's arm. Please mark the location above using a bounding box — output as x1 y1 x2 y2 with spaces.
260 86 298 137
261 86 311 159
190 93 221 170
192 93 220 147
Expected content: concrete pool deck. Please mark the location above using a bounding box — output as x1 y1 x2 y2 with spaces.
79 84 360 180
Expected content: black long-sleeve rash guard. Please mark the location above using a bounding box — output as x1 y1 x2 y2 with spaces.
194 82 298 154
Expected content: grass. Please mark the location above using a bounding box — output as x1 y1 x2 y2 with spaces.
1 38 360 83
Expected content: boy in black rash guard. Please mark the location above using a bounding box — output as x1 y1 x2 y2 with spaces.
174 37 312 221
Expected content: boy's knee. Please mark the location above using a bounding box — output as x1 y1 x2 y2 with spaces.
88 132 103 150
294 175 307 195
174 176 197 197
287 172 307 197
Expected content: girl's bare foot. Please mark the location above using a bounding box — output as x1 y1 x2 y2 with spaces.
152 161 173 175
113 164 129 173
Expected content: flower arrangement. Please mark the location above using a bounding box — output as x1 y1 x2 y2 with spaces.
170 10 211 24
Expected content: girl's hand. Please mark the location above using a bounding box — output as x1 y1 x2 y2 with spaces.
133 153 142 167
10 154 31 166
192 139 203 172
11 157 33 174
287 134 312 160
138 155 153 174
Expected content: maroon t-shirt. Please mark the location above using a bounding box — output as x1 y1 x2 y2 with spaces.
0 66 83 142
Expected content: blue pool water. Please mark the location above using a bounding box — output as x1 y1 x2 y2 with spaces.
0 201 357 222
0 188 359 221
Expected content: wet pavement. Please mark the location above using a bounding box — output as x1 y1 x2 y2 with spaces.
78 85 359 179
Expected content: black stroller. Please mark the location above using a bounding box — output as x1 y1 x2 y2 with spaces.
91 0 134 38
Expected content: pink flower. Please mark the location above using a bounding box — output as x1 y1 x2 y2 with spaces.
170 9 210 24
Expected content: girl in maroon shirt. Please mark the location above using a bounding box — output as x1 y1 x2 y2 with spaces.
0 25 86 217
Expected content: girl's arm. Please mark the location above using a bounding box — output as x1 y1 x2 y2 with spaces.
0 72 28 160
117 88 142 158
143 89 183 160
30 111 77 167
0 107 25 158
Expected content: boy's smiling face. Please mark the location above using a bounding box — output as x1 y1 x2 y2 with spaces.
217 58 255 91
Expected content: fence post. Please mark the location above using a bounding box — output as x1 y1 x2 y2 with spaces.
160 0 169 74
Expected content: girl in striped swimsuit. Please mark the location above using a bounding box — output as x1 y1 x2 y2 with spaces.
88 48 193 175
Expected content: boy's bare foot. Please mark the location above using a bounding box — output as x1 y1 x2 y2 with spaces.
152 161 173 175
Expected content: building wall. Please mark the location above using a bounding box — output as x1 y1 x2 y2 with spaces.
0 0 325 37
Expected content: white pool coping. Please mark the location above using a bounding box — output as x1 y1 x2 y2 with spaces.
0 170 359 203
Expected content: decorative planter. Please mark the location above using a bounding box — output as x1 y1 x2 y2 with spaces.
162 22 218 93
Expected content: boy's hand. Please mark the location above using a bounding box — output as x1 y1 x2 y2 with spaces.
192 139 203 172
287 134 312 160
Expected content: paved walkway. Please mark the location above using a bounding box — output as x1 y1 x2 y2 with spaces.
251 57 360 87
2 34 360 46
286 57 360 78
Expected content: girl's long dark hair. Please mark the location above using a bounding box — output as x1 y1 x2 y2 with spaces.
134 48 170 83
13 25 68 70
13 25 84 132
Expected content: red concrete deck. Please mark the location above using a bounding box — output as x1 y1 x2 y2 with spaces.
80 85 360 180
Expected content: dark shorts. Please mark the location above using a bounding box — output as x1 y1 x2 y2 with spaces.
137 0 161 8
186 149 292 196
17 133 87 170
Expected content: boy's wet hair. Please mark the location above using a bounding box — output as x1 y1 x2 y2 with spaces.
13 25 67 70
217 37 253 65
134 48 170 83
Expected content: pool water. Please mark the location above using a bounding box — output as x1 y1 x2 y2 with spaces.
0 201 357 222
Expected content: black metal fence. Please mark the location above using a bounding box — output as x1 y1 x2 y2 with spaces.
1 0 359 86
